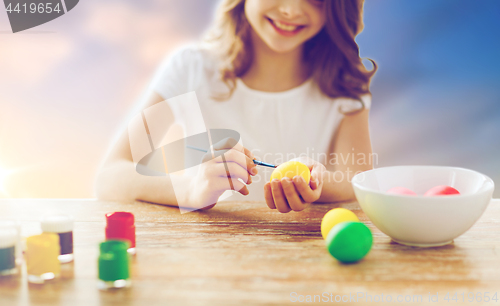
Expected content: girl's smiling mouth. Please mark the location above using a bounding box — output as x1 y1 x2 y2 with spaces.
265 17 306 36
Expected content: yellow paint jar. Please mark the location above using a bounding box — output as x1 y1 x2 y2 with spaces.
26 233 61 284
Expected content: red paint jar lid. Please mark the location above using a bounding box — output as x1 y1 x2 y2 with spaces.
105 212 135 249
105 212 134 227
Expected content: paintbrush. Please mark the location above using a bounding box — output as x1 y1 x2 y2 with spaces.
186 145 278 168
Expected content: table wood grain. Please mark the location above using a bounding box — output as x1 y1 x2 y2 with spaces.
0 198 499 305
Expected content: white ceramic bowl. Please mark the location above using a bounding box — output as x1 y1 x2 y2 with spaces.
351 166 494 247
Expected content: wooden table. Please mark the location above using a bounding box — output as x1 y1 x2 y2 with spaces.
0 199 499 305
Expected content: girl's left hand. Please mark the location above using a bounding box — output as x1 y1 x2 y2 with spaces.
264 157 326 213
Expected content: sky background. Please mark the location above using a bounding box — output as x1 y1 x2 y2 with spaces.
0 0 499 198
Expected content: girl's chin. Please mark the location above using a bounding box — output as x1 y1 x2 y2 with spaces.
264 41 303 54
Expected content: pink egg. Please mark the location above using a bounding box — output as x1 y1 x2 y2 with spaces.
387 187 417 195
424 185 460 196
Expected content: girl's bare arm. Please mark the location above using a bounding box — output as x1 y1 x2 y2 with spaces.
95 91 256 208
94 91 190 206
317 108 374 203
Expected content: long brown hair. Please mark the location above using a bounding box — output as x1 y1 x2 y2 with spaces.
206 0 376 110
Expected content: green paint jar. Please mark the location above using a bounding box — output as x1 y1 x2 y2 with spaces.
97 240 131 290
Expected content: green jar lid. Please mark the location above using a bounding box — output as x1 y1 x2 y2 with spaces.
325 221 373 263
98 240 130 281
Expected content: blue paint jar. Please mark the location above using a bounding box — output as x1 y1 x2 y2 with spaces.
0 228 17 275
41 214 74 264
0 219 21 265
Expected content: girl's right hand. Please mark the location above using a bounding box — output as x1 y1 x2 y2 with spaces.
187 137 258 210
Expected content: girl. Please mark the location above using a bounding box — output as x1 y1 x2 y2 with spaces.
95 0 376 213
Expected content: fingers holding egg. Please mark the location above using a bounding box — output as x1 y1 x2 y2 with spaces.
281 177 308 211
270 179 291 213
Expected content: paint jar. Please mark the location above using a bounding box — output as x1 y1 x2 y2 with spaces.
0 228 18 276
26 233 60 284
105 212 135 255
0 219 22 265
98 240 131 290
41 214 74 263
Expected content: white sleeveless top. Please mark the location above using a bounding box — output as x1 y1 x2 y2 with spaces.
150 45 371 202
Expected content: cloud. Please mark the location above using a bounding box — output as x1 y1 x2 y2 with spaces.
0 34 73 84
82 1 191 66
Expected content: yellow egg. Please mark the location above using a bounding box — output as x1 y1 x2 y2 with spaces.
321 208 359 240
270 161 311 184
